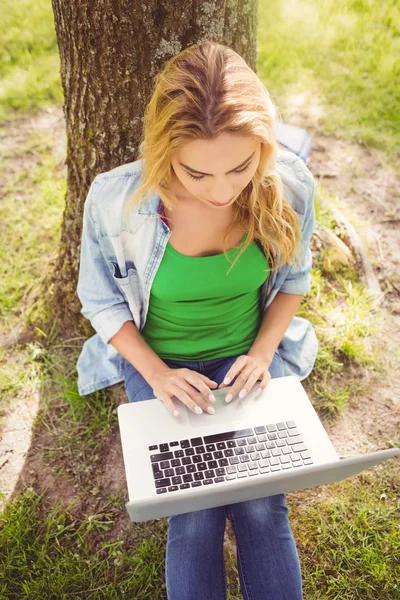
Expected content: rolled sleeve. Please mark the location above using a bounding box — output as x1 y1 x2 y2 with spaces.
77 178 134 345
279 175 316 295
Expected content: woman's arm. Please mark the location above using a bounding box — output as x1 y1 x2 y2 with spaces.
247 292 303 364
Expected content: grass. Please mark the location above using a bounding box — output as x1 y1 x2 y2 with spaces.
0 0 62 120
0 0 399 598
258 0 400 160
0 488 168 600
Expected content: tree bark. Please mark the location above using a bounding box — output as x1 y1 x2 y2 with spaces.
22 0 259 345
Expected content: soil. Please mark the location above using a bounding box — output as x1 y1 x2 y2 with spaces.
0 106 399 551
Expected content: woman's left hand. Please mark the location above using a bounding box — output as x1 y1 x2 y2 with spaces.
217 353 272 402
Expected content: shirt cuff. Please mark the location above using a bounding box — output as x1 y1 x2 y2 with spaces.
91 304 135 345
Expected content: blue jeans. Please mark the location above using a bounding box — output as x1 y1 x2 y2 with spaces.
124 350 303 600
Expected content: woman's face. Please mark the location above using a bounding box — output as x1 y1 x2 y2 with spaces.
169 132 261 210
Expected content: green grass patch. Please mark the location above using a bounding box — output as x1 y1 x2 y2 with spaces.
0 487 168 599
0 0 62 119
296 462 400 598
258 0 400 158
0 129 66 319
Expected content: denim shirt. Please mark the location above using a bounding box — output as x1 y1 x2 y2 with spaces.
76 148 319 396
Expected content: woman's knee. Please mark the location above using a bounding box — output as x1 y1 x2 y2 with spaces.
168 506 226 541
228 493 288 525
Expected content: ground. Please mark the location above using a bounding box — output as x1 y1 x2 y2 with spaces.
0 105 399 554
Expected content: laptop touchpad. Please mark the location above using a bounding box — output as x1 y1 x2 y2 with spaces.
185 396 248 429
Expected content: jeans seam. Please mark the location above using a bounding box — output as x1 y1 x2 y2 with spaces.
227 506 254 600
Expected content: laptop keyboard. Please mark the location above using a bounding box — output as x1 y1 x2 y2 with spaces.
148 420 313 494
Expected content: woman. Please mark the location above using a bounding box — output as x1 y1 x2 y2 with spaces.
77 40 318 600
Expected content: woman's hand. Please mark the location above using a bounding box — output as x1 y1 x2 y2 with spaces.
217 353 272 402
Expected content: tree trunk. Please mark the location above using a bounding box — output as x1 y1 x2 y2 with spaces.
23 0 259 345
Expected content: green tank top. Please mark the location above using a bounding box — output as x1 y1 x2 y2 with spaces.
141 233 269 360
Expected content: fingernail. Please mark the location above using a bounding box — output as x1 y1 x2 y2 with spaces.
225 394 233 403
173 410 180 417
255 387 262 396
223 376 231 385
195 406 203 414
209 394 216 402
207 406 215 415
239 389 247 398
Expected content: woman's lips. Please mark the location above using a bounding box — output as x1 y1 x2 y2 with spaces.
209 196 235 207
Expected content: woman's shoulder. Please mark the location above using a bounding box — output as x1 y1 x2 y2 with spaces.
276 149 315 215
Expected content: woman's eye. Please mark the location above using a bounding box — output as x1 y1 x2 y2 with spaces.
186 162 251 182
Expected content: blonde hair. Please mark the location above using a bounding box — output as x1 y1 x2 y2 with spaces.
123 40 302 275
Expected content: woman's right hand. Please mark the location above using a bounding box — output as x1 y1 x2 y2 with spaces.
150 367 219 417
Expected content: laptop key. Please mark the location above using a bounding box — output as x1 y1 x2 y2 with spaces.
238 464 248 471
149 445 158 451
249 469 259 476
282 463 292 469
174 450 184 458
204 428 254 443
185 448 195 456
280 456 291 464
276 440 287 447
303 459 314 465
266 441 276 449
237 471 248 478
180 440 190 448
206 444 216 452
192 455 202 463
182 457 191 465
257 434 268 442
288 428 300 437
203 453 213 461
160 461 170 469
278 431 288 438
170 441 179 447
268 433 278 440
248 462 258 470
286 436 304 445
172 476 182 484
179 483 190 489
224 449 234 457
286 420 297 428
266 424 277 432
276 422 287 430
255 443 265 451
159 444 169 452
271 448 282 456
227 440 237 448
151 452 173 462
247 436 257 444
156 488 167 494
155 478 171 488
191 481 202 487
254 426 266 434
203 479 214 485
292 443 307 452
190 437 204 446
216 442 227 450
183 474 193 482
282 447 292 455
165 468 174 477
186 465 196 473
171 459 181 467
226 474 237 480
301 451 311 459
168 486 179 492
154 472 164 479
271 465 281 471
205 470 215 478
218 458 229 467
214 451 224 459
197 462 207 470
176 466 186 475
230 456 240 464
207 460 218 469
269 457 280 466
214 477 225 483
194 472 204 480
216 467 227 475
195 446 206 454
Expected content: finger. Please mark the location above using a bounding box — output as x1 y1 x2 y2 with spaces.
159 394 180 418
224 366 254 403
218 356 247 389
196 373 219 388
236 367 265 399
253 371 272 397
180 379 216 412
171 383 214 415
186 373 218 403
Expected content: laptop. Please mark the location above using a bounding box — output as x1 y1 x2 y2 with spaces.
117 375 399 522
